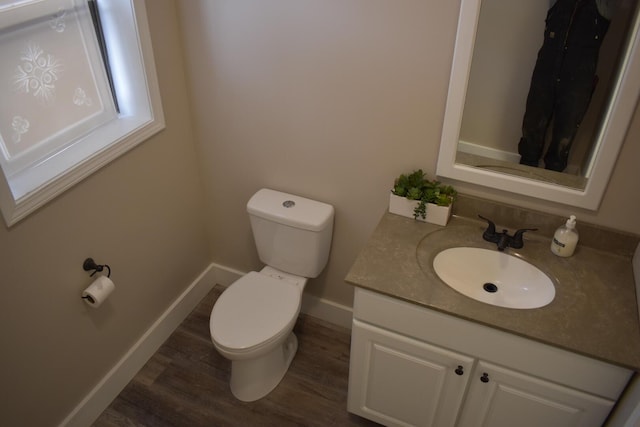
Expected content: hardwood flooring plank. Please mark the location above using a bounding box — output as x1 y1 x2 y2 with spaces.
93 285 379 427
133 353 173 387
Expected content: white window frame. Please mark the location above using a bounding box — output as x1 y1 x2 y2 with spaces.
0 0 164 226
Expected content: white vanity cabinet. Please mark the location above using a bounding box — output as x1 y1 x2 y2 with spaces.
349 319 473 426
347 288 633 427
456 360 614 427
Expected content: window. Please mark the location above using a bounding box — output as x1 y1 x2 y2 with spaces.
0 0 164 226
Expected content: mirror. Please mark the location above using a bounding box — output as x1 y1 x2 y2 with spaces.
437 0 640 210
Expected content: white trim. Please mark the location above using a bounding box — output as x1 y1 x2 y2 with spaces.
301 292 353 330
209 262 247 287
59 264 216 427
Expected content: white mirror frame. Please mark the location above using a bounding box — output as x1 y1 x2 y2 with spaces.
437 0 640 210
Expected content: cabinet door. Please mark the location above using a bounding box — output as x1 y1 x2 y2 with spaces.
457 361 616 427
348 319 473 427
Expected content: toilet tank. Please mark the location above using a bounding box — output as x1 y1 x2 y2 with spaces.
247 189 334 278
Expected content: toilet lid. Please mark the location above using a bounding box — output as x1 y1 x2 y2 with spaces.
210 272 301 350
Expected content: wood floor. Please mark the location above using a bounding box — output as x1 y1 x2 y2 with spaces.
93 286 380 427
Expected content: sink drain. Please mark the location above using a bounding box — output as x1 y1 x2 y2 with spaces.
483 283 498 293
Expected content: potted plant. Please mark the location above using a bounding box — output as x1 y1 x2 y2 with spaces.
389 169 457 225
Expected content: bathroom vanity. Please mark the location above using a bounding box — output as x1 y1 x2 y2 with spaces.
345 210 640 427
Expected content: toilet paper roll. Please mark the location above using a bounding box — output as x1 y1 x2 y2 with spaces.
82 276 115 308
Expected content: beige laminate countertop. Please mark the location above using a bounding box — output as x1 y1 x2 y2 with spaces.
345 212 640 371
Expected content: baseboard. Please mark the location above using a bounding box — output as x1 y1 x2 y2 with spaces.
60 264 217 427
301 293 353 330
210 263 354 330
60 262 353 426
458 139 520 163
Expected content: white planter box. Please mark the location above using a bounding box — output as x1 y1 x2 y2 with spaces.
389 193 423 221
388 193 452 226
424 202 452 226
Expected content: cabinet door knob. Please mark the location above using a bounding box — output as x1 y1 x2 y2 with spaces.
455 365 464 375
480 372 490 383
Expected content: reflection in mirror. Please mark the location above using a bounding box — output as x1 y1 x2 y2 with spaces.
437 0 640 209
460 0 635 184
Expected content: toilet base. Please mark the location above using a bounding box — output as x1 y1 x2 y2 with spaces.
229 332 298 402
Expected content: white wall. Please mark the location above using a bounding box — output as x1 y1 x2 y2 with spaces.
0 2 210 425
461 0 546 152
177 0 640 311
177 0 461 306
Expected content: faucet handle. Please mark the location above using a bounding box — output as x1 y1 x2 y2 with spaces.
478 215 495 230
478 215 499 243
510 228 538 248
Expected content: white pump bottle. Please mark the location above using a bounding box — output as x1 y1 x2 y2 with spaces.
551 215 579 257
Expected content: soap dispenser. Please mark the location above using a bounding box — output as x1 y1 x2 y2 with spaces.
551 215 579 257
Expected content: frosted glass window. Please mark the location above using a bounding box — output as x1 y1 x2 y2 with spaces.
0 0 116 177
0 0 165 226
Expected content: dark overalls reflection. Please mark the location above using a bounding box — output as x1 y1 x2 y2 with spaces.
518 0 611 172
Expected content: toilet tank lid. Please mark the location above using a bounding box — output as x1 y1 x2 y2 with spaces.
247 189 334 232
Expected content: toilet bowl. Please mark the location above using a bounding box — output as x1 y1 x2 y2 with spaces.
210 267 308 401
208 189 334 401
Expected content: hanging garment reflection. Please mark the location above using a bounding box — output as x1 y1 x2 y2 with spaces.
518 0 611 171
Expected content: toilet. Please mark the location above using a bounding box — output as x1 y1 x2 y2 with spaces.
209 188 334 402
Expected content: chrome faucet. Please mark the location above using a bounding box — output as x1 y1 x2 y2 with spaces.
478 215 537 251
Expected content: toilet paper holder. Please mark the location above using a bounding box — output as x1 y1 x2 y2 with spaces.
82 258 111 278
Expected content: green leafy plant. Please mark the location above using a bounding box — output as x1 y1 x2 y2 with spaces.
392 169 457 220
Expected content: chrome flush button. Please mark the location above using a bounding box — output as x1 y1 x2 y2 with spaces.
282 200 295 208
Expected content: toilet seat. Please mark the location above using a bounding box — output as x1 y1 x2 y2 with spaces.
210 272 301 353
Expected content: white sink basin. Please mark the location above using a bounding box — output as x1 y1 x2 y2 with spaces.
433 247 555 309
